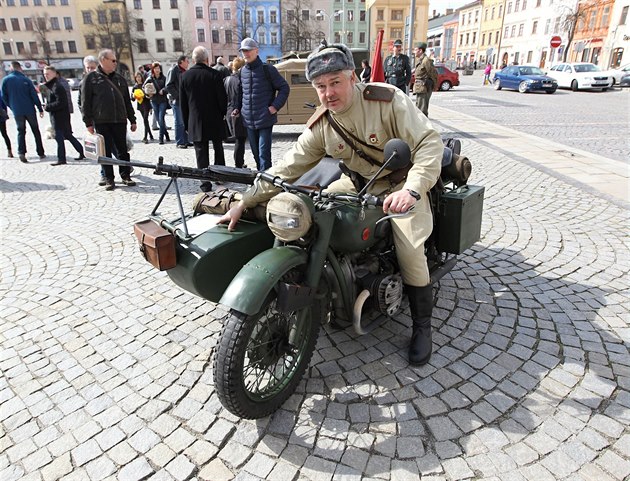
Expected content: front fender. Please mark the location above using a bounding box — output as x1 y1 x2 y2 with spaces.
220 246 308 315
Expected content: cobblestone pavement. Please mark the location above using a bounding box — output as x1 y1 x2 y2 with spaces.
1 97 629 481
430 71 630 163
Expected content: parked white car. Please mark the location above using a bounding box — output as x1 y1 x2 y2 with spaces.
547 63 613 91
607 63 630 86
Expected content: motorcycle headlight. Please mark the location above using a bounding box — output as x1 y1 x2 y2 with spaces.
266 192 313 242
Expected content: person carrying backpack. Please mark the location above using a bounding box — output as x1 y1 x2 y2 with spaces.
412 42 438 117
232 38 290 171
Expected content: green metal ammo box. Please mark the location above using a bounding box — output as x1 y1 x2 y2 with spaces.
437 185 485 254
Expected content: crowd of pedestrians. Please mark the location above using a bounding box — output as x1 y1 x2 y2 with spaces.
1 36 446 192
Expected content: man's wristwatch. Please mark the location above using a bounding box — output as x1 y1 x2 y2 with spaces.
407 189 421 200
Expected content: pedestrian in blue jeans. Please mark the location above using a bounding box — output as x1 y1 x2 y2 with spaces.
0 61 46 163
165 55 191 148
144 62 170 144
233 38 289 171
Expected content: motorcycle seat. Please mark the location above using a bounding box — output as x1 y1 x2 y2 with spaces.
296 156 342 189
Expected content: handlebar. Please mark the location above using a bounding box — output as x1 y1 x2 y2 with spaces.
258 172 383 207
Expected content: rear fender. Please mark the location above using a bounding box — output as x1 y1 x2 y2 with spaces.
220 246 308 315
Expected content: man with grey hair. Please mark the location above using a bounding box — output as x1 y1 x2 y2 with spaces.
213 56 230 79
78 55 98 111
219 42 443 366
180 46 227 191
81 49 137 190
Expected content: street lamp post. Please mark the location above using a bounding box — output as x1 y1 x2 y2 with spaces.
103 0 135 75
316 10 343 43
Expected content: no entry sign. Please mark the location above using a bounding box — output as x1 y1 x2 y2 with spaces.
550 36 562 48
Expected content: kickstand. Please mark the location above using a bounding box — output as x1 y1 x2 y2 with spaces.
150 176 189 238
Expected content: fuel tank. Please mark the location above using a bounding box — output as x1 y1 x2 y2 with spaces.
327 204 388 254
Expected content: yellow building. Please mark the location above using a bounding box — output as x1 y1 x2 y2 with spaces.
455 0 482 67
479 0 505 67
368 0 430 58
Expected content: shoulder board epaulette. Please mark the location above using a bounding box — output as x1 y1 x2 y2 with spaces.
363 85 395 102
306 105 328 129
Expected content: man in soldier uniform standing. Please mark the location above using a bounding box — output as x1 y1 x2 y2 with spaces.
218 42 443 366
383 39 412 92
413 42 437 117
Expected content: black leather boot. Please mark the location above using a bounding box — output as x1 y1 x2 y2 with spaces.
406 284 434 366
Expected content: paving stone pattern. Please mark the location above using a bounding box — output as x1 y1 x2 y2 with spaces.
1 99 629 480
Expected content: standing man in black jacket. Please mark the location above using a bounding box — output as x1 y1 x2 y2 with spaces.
180 46 227 192
165 55 190 148
42 66 84 166
81 49 137 191
383 39 412 92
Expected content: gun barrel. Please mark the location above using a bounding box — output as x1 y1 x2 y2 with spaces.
98 156 158 170
97 156 257 183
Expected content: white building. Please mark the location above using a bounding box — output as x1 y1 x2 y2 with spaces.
496 0 578 69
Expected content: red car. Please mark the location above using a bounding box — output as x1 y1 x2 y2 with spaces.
410 64 460 91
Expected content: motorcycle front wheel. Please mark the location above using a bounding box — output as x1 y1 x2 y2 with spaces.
213 286 323 419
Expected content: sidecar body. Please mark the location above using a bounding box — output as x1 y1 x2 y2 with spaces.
165 215 275 303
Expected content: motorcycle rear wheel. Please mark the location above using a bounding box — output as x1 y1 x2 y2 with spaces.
213 285 323 419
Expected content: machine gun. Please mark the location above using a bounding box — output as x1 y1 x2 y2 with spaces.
98 155 257 184
98 156 258 237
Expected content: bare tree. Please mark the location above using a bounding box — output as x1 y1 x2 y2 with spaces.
85 7 126 59
557 0 606 62
236 0 256 42
173 9 193 55
85 2 143 78
31 13 53 64
282 0 319 53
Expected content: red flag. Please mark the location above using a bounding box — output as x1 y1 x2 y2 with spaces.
370 29 385 83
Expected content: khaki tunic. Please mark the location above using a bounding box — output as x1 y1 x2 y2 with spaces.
242 83 443 286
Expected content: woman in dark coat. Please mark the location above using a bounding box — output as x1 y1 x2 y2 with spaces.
143 62 170 144
132 72 153 143
360 59 372 83
224 58 247 168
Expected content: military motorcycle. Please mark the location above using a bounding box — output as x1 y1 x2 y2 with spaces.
99 138 484 419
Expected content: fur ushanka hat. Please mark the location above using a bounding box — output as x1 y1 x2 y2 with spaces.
305 42 356 81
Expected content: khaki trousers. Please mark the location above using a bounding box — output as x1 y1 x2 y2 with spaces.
327 176 433 287
415 90 433 117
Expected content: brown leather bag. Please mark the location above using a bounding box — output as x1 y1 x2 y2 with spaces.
133 219 176 271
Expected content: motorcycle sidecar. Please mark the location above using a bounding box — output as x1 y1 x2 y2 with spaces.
166 214 275 303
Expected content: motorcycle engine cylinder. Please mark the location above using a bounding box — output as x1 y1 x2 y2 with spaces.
361 273 404 317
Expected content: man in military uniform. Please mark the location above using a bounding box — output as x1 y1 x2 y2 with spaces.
218 43 443 366
383 39 412 92
413 42 437 117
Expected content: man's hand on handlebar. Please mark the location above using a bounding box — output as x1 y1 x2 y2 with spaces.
382 190 416 214
217 201 247 231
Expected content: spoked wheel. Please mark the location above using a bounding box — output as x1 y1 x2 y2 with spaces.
518 81 529 93
213 273 323 419
493 79 502 90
